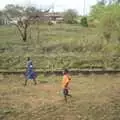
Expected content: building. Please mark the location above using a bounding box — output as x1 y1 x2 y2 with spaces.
45 12 64 22
0 15 9 25
29 12 64 23
0 12 64 25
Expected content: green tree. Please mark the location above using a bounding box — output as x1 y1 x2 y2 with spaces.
90 1 120 42
0 11 3 25
25 6 40 16
98 0 107 5
3 4 31 42
90 3 105 20
4 4 43 18
3 4 50 42
81 17 88 27
64 9 78 24
4 4 24 18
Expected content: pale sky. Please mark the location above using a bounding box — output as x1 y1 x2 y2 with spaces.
0 0 97 15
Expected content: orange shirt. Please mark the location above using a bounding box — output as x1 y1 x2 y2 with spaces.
62 74 71 88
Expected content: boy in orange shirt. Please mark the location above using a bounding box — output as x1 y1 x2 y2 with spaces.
62 69 72 102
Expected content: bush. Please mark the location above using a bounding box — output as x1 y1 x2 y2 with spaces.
64 9 78 24
90 4 120 42
81 17 88 27
48 21 53 25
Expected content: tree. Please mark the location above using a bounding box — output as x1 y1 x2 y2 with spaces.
3 4 29 41
81 17 88 27
90 3 105 20
3 4 50 42
114 0 120 4
4 4 25 18
90 1 120 42
0 11 3 25
98 0 107 5
25 6 41 16
64 9 78 24
2 4 52 42
100 5 120 41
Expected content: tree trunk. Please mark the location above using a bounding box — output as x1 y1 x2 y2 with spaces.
23 22 28 42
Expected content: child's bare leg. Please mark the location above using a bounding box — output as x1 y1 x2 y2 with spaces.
66 89 72 97
64 95 67 103
24 79 28 86
67 94 72 97
63 89 68 103
33 79 37 85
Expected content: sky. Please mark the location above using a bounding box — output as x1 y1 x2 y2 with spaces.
0 0 97 15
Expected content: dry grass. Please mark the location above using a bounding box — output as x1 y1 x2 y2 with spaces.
0 74 120 120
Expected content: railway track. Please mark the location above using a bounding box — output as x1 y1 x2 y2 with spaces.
0 69 120 75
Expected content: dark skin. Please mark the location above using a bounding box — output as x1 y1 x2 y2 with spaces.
27 57 30 61
24 77 37 86
64 85 72 103
64 93 72 103
63 70 72 103
24 57 37 86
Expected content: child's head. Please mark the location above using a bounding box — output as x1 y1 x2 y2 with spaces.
27 57 30 61
63 69 69 75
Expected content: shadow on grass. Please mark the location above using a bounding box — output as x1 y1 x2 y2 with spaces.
39 81 48 84
0 108 15 120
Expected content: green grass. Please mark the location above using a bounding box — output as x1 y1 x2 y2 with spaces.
0 74 120 120
0 24 120 70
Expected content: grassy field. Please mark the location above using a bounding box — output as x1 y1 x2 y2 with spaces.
0 74 120 120
0 24 120 70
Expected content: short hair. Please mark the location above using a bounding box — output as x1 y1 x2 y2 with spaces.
64 69 69 74
27 57 30 61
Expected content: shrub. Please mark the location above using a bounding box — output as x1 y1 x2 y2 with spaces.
81 17 88 27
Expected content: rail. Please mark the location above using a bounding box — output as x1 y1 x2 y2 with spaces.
0 69 120 75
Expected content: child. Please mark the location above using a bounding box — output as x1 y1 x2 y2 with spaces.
62 69 72 102
24 57 37 86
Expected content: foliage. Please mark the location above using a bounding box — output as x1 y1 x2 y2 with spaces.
0 11 4 25
90 4 105 20
0 24 120 70
90 2 120 42
3 4 41 18
4 4 25 17
25 6 40 16
80 17 88 27
63 9 78 24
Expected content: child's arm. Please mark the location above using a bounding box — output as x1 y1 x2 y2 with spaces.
64 82 69 88
68 75 71 81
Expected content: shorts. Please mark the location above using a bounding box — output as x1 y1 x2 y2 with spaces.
63 88 69 96
25 71 37 80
